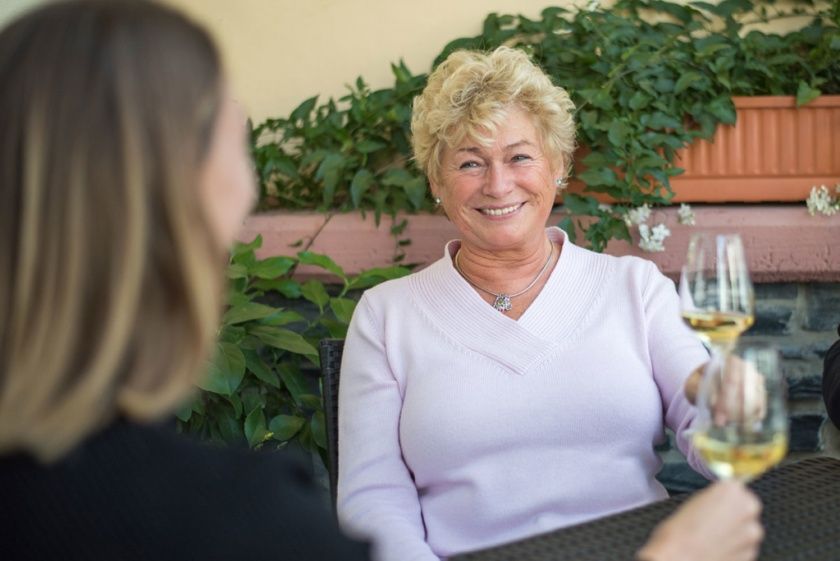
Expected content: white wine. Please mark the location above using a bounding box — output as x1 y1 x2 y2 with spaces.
693 432 787 481
681 311 754 344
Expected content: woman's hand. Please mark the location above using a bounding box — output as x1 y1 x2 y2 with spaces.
684 357 767 424
636 481 763 561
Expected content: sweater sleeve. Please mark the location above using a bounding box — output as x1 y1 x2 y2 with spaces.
641 262 712 478
823 326 840 429
337 294 440 561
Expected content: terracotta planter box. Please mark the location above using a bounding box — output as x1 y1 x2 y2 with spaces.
565 95 840 203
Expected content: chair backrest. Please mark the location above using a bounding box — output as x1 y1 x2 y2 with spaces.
319 338 344 512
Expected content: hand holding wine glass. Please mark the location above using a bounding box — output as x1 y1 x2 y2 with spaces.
692 344 788 482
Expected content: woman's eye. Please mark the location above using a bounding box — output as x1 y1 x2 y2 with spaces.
458 160 480 170
512 154 532 162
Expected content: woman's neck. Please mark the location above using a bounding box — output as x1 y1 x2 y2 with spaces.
454 235 554 296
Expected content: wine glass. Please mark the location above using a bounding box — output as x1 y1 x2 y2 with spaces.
692 344 789 481
679 233 755 353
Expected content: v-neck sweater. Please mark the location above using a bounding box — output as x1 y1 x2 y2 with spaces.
337 228 710 561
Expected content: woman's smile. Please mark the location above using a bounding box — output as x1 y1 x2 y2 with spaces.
478 202 525 217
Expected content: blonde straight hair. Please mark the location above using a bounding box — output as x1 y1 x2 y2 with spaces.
0 0 226 462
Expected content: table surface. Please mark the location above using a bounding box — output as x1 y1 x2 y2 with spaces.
451 456 840 561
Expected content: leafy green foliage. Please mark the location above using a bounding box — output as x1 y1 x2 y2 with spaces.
251 0 839 251
251 63 430 225
178 236 410 464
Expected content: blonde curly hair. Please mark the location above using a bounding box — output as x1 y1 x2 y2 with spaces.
411 46 577 186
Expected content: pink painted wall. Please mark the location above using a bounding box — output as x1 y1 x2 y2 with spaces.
237 206 840 283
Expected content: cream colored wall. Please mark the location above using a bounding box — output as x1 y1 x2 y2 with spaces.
164 0 572 123
0 0 821 124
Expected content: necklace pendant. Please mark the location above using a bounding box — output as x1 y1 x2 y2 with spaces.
492 294 512 313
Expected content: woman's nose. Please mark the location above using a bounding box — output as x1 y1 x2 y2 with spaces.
483 162 513 198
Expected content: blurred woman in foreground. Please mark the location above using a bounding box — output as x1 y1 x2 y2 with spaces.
0 2 368 559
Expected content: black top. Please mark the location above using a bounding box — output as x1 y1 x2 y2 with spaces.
0 420 370 561
824 323 840 429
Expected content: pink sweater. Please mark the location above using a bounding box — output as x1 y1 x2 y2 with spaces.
337 228 709 561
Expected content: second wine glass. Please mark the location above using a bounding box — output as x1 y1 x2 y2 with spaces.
679 232 755 353
691 344 789 481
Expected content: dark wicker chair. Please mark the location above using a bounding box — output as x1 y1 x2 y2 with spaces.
319 338 344 512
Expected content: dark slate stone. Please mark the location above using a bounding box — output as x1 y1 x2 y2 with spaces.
803 284 840 332
656 462 710 495
789 414 825 452
750 305 793 335
654 439 672 453
779 344 809 360
754 283 798 301
786 375 823 400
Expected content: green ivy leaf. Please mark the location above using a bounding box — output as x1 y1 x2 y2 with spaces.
330 297 358 324
244 408 268 448
231 235 262 259
561 193 600 215
199 342 246 396
628 92 651 111
216 412 244 443
298 251 345 279
350 168 375 208
706 97 736 124
226 263 248 280
290 95 318 123
321 318 350 339
242 349 280 388
607 121 630 147
315 152 346 207
310 411 327 449
174 399 194 423
248 325 318 359
577 167 617 187
253 278 301 298
356 140 386 153
269 415 306 441
250 256 296 279
644 112 682 130
674 72 702 94
300 394 323 410
403 176 428 210
300 280 331 312
259 310 307 326
347 265 411 290
795 81 821 107
557 216 577 243
222 302 278 325
278 363 309 406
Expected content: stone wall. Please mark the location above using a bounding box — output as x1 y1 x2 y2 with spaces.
657 282 840 493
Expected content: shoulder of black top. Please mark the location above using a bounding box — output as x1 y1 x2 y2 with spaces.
837 322 840 337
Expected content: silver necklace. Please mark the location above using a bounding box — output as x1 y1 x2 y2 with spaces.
454 241 554 313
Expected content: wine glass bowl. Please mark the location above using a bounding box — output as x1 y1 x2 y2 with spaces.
692 345 789 482
679 233 755 351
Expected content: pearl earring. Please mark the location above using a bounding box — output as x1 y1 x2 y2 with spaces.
434 197 442 206
555 178 567 189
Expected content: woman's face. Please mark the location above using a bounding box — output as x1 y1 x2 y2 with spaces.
199 91 256 248
432 107 561 255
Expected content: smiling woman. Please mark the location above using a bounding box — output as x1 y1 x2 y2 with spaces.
336 46 763 561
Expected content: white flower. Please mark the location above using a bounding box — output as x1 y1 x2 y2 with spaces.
598 203 613 212
624 204 651 227
806 184 840 216
677 203 696 225
638 222 671 252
